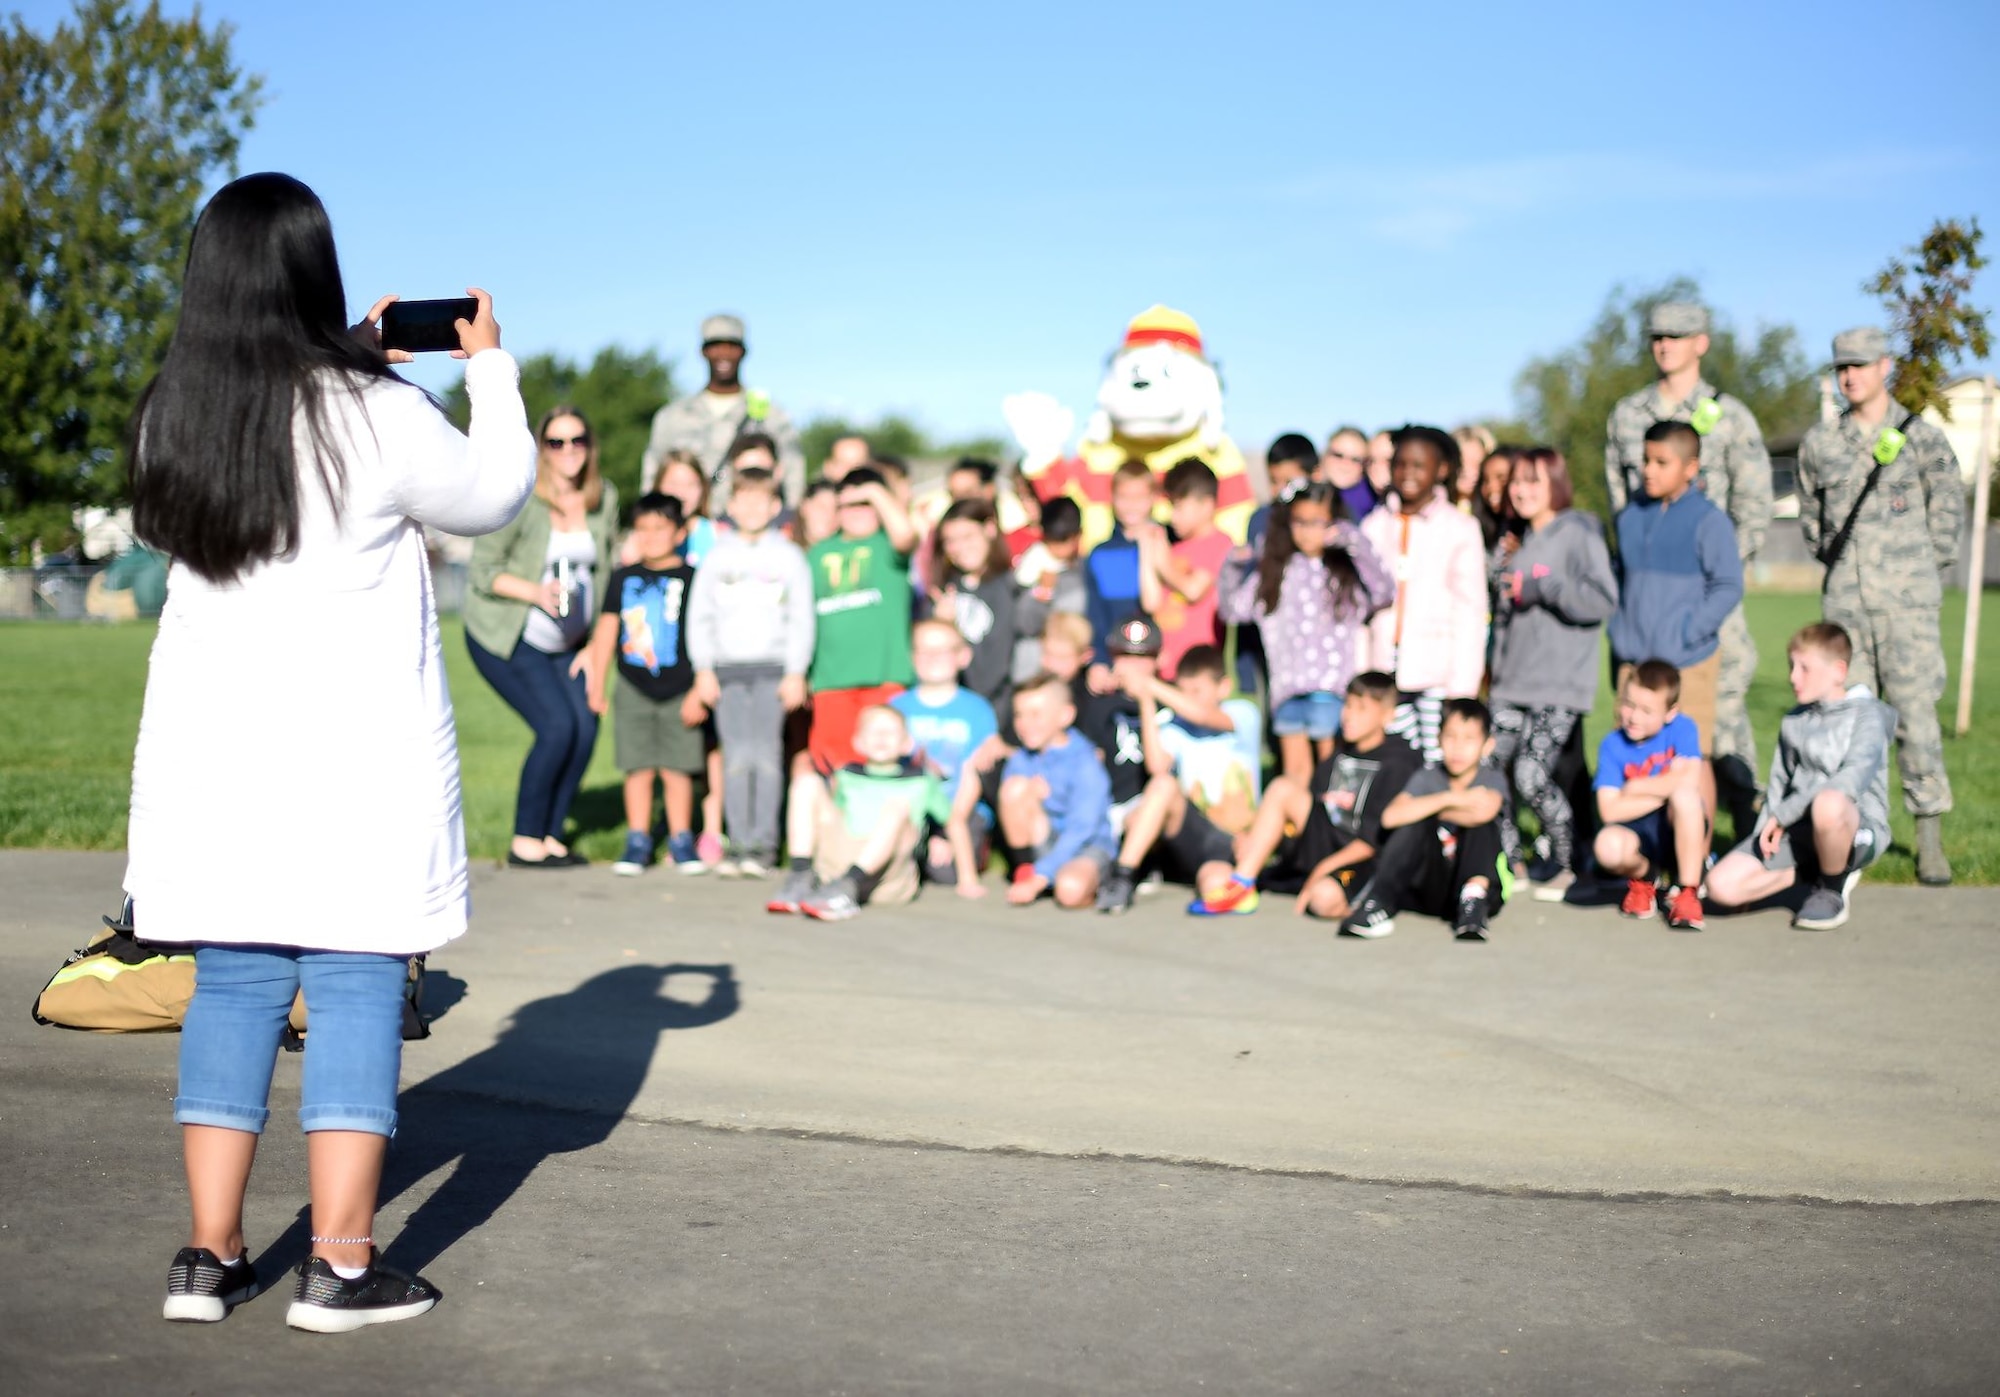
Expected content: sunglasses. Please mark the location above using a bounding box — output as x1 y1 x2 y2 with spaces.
544 435 590 450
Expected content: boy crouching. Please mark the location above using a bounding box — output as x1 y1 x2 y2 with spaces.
1705 623 1893 931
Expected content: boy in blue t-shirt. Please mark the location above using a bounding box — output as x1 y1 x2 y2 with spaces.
891 618 1001 893
999 671 1115 909
1592 659 1711 931
585 493 702 875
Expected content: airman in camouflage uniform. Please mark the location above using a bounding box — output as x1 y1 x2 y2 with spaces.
1605 302 1774 832
641 314 805 512
1797 326 1963 884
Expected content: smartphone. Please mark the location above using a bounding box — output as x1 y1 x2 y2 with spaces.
379 297 478 353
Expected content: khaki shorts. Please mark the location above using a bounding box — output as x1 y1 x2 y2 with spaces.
814 806 922 906
1619 654 1719 757
614 679 706 774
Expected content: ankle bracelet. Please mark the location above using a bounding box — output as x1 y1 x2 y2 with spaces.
310 1234 373 1247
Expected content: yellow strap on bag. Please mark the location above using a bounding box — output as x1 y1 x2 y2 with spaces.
32 926 195 1033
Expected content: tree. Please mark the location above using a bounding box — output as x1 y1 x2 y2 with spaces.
441 345 675 516
1513 278 1820 521
799 414 1007 477
1868 217 1990 420
0 0 262 561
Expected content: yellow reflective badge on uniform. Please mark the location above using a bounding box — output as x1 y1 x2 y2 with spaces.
745 389 771 422
1873 427 1906 466
1690 397 1722 435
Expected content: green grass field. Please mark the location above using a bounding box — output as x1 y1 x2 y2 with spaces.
5 595 1998 882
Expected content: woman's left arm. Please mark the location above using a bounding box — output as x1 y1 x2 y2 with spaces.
392 348 537 535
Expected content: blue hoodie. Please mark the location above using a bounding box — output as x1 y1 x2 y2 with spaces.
1084 522 1145 660
1608 487 1743 668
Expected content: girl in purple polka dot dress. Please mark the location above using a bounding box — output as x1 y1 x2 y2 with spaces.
1219 481 1394 785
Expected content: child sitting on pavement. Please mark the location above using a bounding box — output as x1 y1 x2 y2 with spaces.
891 618 1003 894
1188 671 1420 919
999 669 1116 909
767 705 938 921
584 493 703 875
1339 698 1508 942
1095 643 1262 913
1591 660 1712 931
1705 623 1894 931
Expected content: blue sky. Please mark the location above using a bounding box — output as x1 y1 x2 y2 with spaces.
26 0 2000 451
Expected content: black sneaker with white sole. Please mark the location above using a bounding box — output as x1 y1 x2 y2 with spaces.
1338 897 1396 939
162 1246 261 1322
1793 869 1863 932
286 1255 440 1333
1452 895 1491 942
1095 864 1137 914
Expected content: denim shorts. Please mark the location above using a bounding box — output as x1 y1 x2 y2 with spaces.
1273 690 1344 740
175 945 408 1137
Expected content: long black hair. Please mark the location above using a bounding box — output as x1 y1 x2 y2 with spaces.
1255 479 1364 617
128 173 404 582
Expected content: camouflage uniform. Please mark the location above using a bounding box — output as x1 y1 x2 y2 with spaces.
642 388 805 513
1605 376 1773 792
1797 410 1962 817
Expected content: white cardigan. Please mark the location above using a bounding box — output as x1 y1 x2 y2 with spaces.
124 350 536 953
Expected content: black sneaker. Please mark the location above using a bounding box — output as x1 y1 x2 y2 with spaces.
286 1255 440 1333
1338 897 1396 939
162 1246 261 1322
1095 865 1137 914
1453 895 1490 942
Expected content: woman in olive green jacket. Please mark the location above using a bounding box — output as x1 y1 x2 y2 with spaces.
465 405 619 866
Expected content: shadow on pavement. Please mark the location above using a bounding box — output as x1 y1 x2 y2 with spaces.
250 962 737 1279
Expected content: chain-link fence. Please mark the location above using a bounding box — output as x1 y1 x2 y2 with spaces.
0 562 471 620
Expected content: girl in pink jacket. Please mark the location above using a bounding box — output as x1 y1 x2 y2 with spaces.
1360 426 1489 763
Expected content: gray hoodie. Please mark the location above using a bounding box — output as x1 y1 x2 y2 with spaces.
1487 510 1618 713
1760 683 1895 850
685 528 816 675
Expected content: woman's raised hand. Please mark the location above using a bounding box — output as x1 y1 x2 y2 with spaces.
452 287 501 359
354 294 415 364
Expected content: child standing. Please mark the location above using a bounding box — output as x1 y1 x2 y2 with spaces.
1340 698 1509 942
999 670 1116 909
926 498 1018 710
766 706 938 921
1144 458 1233 680
1220 480 1393 786
1083 460 1160 695
1011 496 1088 682
651 449 721 569
585 494 703 875
805 467 919 773
891 619 1001 890
1188 671 1421 920
685 466 816 877
1706 623 1894 931
1246 433 1318 551
1591 662 1711 931
1360 425 1489 765
1607 421 1744 765
1486 448 1618 900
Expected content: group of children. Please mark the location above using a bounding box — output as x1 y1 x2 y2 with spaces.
577 416 1896 937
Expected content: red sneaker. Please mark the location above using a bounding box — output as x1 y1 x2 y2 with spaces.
1665 885 1705 932
1619 878 1658 919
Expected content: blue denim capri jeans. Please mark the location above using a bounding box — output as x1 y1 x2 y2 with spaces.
174 945 408 1137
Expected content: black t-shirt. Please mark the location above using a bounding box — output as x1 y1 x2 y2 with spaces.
1074 684 1149 806
1306 733 1422 852
600 562 696 700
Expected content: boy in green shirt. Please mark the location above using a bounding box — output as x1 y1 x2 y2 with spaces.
767 705 938 921
805 466 919 773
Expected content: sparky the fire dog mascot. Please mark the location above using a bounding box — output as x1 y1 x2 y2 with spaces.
1005 305 1256 548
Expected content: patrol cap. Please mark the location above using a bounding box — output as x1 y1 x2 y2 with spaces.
700 314 746 346
1107 613 1163 657
1647 302 1709 338
1831 326 1891 366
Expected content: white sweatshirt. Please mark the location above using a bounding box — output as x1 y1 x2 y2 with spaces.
124 350 536 953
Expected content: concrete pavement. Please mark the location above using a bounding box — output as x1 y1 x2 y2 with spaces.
3 849 1998 1392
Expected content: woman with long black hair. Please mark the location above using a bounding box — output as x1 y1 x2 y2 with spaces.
126 173 535 1331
